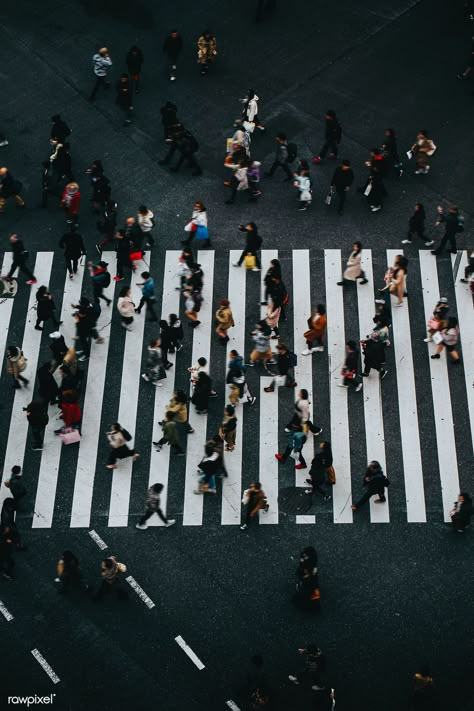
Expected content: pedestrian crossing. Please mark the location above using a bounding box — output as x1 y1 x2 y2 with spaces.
0 248 472 529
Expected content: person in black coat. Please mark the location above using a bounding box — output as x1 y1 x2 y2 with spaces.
50 142 73 181
362 333 387 379
126 45 144 93
114 230 132 281
37 362 60 405
35 286 61 331
192 371 212 414
264 342 296 391
382 128 403 176
4 466 27 510
339 340 362 390
402 203 433 247
330 159 354 215
49 332 68 370
305 449 332 501
366 164 387 213
159 319 173 369
116 74 133 125
261 258 282 304
163 31 183 79
450 492 473 532
160 101 178 140
233 223 262 268
26 400 49 451
313 109 342 163
59 224 86 277
0 167 25 211
4 234 36 282
352 461 388 510
431 206 464 256
50 114 71 143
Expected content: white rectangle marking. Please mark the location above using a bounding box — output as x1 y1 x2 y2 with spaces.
88 529 108 550
0 600 14 622
31 648 61 684
126 575 156 609
174 635 206 670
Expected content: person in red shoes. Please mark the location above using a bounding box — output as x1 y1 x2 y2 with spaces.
275 422 308 470
313 110 342 164
61 182 81 226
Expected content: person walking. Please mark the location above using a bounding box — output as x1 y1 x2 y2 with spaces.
106 423 139 469
424 297 449 342
219 405 237 451
86 160 110 211
163 30 183 80
136 483 175 529
114 229 132 282
382 128 403 177
183 288 202 328
55 551 86 594
49 331 68 371
0 167 25 212
61 182 81 225
57 389 81 433
224 156 249 205
158 320 173 370
135 271 157 321
302 304 327 355
412 665 434 709
239 88 264 131
197 30 217 75
248 321 273 371
351 460 388 510
160 100 178 140
37 361 60 405
215 298 234 344
93 555 128 601
364 163 386 213
160 124 202 175
313 109 342 164
6 345 29 389
264 342 297 391
50 114 71 144
375 254 408 308
26 400 49 451
275 422 308 470
460 251 474 283
4 466 27 510
116 73 133 126
191 371 212 414
195 442 220 494
117 285 135 331
265 133 294 179
153 411 185 454
126 44 144 94
2 234 36 284
137 205 155 247
450 492 473 533
430 316 461 364
402 203 433 247
337 242 368 286
35 285 62 331
304 448 333 501
59 225 86 279
329 159 354 215
233 222 262 270
89 47 113 102
165 390 194 435
182 200 208 247
89 260 112 306
431 205 464 256
141 338 166 386
240 482 268 529
265 298 281 339
289 389 323 435
261 258 282 305
289 646 327 689
338 340 363 391
0 527 16 581
168 313 184 352
457 34 474 79
226 350 256 406
361 332 387 379
411 130 437 175
49 139 73 181
95 199 118 254
293 167 312 211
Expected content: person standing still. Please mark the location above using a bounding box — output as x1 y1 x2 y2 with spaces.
126 45 144 94
330 159 354 215
89 47 112 102
136 483 176 529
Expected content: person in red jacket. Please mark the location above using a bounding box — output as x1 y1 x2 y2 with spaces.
61 182 81 226
56 389 81 433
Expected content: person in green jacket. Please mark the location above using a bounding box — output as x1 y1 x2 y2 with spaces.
153 411 184 455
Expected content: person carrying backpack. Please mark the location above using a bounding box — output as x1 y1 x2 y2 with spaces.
313 110 342 163
89 260 112 306
264 342 297 391
265 132 295 180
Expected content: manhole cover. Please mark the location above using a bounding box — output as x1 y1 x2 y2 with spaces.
278 487 312 514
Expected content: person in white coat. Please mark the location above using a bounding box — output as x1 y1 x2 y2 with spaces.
293 169 312 211
117 285 135 331
137 205 155 247
240 89 264 131
183 200 208 247
337 241 368 286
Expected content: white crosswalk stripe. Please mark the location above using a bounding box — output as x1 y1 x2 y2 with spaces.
0 248 470 528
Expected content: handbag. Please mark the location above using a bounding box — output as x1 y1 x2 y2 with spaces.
244 253 256 269
17 352 27 372
433 331 443 345
363 182 372 197
242 489 250 505
196 224 209 240
325 186 334 205
427 318 440 330
325 465 336 484
184 221 197 232
59 427 81 445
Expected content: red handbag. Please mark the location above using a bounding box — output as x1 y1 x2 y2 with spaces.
128 251 143 262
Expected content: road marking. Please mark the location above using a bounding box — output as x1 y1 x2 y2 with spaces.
183 251 215 526
125 575 156 609
226 702 241 710
0 600 14 622
387 249 426 522
33 264 85 528
293 249 315 523
147 251 181 525
325 250 353 522
0 253 54 511
88 529 108 550
419 251 460 520
452 251 474 454
221 251 246 525
70 252 115 527
174 635 205 670
259 377 279 524
31 649 61 684
357 252 389 522
108 259 147 527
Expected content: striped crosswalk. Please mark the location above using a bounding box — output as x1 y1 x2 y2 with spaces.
0 249 472 529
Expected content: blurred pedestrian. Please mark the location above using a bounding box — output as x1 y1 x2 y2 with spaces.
126 45 144 94
168 313 184 352
160 100 178 140
413 665 434 709
26 400 49 452
6 345 29 389
361 332 387 379
402 202 433 246
265 132 294 179
114 229 132 281
165 390 194 434
153 411 185 454
59 224 86 279
37 361 60 405
3 234 36 284
116 73 133 125
197 30 217 75
106 423 139 469
141 338 165 386
430 316 461 364
302 304 327 355
137 205 155 247
338 340 363 391
248 320 273 370
191 371 212 414
215 297 234 344
289 646 326 688
264 342 297 391
293 167 312 211
0 527 15 580
450 492 473 533
411 130 437 175
337 241 368 286
55 551 85 594
49 139 73 181
89 47 112 102
382 127 403 176
313 109 342 163
304 448 333 500
275 422 308 470
351 461 388 511
424 297 449 342
0 167 25 212
329 159 354 215
431 205 464 256
240 482 268 529
136 483 176 529
61 181 80 225
163 30 183 80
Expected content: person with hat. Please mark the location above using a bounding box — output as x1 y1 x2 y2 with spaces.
60 182 81 226
90 47 113 102
215 298 234 344
313 110 342 164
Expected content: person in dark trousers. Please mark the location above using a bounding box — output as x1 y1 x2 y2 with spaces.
49 331 68 371
35 286 61 331
153 411 185 455
431 205 464 255
0 167 25 212
93 555 128 601
402 203 433 247
59 224 86 278
412 664 434 709
50 114 71 143
460 250 474 283
126 45 144 94
362 332 387 379
365 164 387 213
265 133 293 179
26 400 49 451
159 124 202 175
3 234 36 284
0 527 15 580
351 460 388 510
116 73 133 125
264 342 296 391
382 127 403 176
338 340 363 391
37 361 60 405
41 160 61 208
50 141 73 181
168 313 184 352
313 110 342 163
1 498 27 552
192 371 212 414
4 466 27 510
96 199 118 253
304 449 332 501
89 260 111 306
232 222 262 269
240 482 268 529
450 492 473 533
135 271 157 321
55 551 86 594
289 646 326 689
90 172 111 212
160 101 178 140
136 483 176 529
330 159 354 215
106 423 139 469
157 320 173 369
89 47 112 102
163 30 183 80
261 258 282 304
114 229 132 281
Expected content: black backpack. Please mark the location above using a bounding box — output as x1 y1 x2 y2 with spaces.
287 142 297 162
102 271 111 287
288 351 298 368
121 428 132 442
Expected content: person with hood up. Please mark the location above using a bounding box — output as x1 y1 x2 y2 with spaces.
313 110 342 163
329 159 354 215
351 460 388 510
126 45 144 93
197 30 217 75
61 182 80 225
89 47 113 102
141 338 166 385
163 30 183 80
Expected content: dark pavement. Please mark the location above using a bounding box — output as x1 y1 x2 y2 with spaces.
0 0 473 709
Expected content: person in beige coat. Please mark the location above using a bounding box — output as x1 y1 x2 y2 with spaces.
265 299 281 339
375 254 408 307
215 298 234 344
6 345 29 389
337 241 368 286
411 130 437 175
117 285 135 331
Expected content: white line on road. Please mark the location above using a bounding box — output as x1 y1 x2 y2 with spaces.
125 575 156 609
226 701 242 710
88 529 108 550
0 600 14 622
174 635 206 670
31 649 61 684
